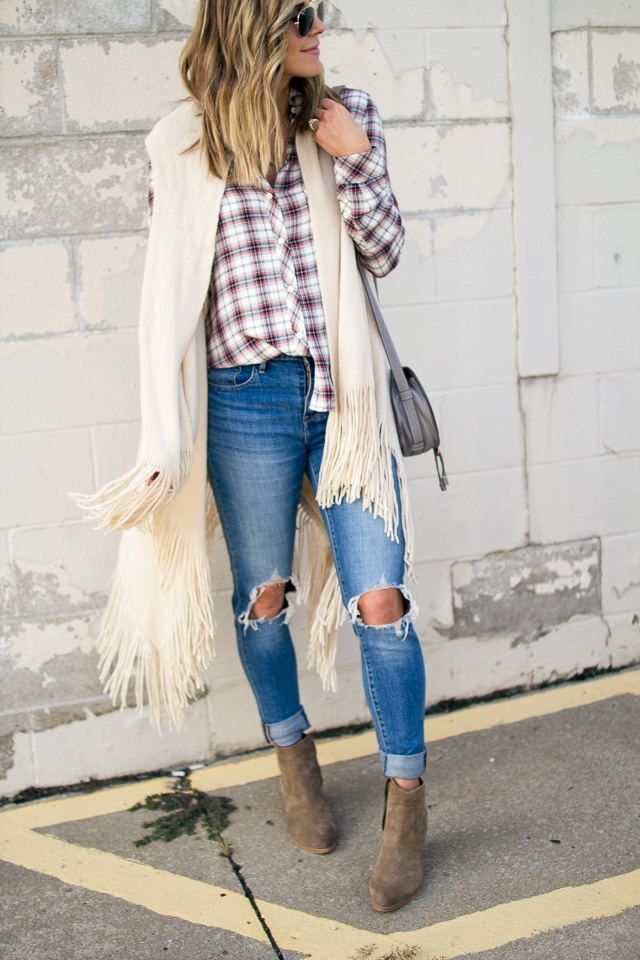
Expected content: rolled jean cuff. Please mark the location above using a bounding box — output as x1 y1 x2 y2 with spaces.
380 749 427 780
263 707 310 748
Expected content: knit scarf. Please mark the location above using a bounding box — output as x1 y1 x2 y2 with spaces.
75 100 413 730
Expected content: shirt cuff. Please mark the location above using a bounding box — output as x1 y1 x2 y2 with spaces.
334 148 386 186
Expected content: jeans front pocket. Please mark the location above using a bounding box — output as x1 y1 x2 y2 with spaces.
207 364 257 391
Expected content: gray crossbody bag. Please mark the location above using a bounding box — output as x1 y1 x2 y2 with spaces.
357 258 448 491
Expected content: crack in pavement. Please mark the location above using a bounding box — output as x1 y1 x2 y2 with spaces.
227 851 286 960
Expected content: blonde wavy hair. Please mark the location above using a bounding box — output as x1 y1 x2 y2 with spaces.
180 0 340 185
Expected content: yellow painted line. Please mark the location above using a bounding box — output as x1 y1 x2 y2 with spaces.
196 667 640 790
0 826 391 957
392 869 640 960
421 666 640 747
0 669 637 958
3 668 639 831
1 822 637 960
0 777 176 830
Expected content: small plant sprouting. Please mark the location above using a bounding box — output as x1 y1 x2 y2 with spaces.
129 778 236 856
130 778 286 959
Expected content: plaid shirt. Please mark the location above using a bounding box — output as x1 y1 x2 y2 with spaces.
148 87 404 411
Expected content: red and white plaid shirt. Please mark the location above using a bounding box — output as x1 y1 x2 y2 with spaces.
149 87 404 411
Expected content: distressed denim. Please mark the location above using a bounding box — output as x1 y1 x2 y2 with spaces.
206 356 426 779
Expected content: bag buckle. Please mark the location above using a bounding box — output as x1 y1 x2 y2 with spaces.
435 449 449 491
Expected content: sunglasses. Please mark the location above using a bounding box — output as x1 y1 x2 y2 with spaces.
291 0 324 37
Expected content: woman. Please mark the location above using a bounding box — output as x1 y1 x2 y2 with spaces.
78 0 427 913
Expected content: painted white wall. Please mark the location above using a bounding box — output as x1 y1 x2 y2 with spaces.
1 0 639 795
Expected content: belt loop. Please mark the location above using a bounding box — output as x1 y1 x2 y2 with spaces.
259 361 266 374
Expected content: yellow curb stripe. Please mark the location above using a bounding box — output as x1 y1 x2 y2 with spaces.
0 670 637 958
198 669 640 792
3 668 638 831
0 826 390 956
393 869 640 960
0 828 264 942
1 823 637 960
421 668 640 746
0 777 177 830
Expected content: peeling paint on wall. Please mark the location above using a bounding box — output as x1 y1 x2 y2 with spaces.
429 61 509 120
60 39 185 132
613 53 640 102
320 30 424 121
592 31 640 113
451 539 601 640
552 31 590 114
0 617 104 713
0 557 107 719
156 0 198 29
2 616 98 675
433 211 492 253
12 559 104 618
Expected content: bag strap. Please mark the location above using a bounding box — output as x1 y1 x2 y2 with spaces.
356 258 425 451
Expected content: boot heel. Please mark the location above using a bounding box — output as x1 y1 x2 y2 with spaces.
369 778 427 912
275 735 338 854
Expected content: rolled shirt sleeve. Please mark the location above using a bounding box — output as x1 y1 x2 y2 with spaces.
333 88 405 277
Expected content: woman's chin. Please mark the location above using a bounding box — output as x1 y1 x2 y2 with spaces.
293 57 323 78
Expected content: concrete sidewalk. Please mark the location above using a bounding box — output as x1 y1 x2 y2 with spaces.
0 669 639 960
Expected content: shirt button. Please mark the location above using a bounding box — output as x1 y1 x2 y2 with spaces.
287 284 295 294
277 237 285 246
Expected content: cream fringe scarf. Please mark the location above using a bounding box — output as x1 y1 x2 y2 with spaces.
75 100 414 730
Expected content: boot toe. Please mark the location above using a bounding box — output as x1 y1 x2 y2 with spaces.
369 875 422 912
291 821 338 854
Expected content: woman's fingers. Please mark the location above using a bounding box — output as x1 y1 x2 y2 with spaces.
310 101 371 157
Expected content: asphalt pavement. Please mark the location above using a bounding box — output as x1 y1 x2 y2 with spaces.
0 668 638 960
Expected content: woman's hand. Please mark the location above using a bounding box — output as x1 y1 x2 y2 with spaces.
310 98 372 157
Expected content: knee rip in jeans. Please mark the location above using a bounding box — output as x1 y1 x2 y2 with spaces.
347 579 418 639
238 571 300 632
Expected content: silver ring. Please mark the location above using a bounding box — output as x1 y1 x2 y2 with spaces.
308 118 319 132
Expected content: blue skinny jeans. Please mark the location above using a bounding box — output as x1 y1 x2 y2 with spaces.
206 355 426 780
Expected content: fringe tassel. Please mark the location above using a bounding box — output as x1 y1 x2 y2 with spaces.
306 569 344 692
98 523 215 731
205 481 219 552
295 503 346 692
316 385 400 542
72 453 191 532
396 453 415 580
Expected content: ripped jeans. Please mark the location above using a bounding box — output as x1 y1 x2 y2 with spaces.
206 355 426 780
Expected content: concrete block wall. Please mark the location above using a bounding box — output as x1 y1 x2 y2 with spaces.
537 3 640 677
1 0 638 796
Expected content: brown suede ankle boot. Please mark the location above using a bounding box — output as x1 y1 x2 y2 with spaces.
275 735 338 854
369 778 427 912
